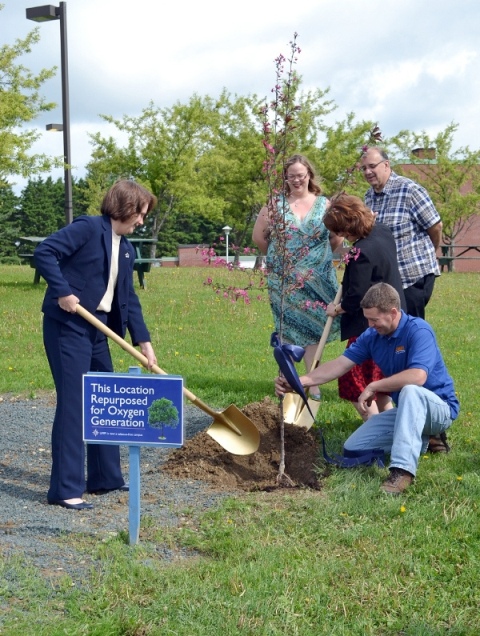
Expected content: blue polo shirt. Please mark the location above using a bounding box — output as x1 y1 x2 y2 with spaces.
342 311 459 419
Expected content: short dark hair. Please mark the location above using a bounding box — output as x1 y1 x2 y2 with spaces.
101 180 157 221
360 283 401 312
323 194 375 239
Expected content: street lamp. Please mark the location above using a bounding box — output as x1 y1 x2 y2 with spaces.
46 123 63 132
26 3 73 225
222 226 232 263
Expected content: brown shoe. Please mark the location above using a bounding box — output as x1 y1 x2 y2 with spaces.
381 468 414 495
427 432 450 454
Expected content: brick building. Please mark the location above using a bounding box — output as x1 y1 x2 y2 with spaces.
399 151 480 273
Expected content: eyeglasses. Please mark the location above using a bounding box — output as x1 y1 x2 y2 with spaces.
285 172 309 182
360 159 387 173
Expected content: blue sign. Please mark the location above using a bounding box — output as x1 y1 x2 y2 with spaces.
83 372 184 448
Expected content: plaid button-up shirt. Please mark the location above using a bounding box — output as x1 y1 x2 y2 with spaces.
365 172 441 287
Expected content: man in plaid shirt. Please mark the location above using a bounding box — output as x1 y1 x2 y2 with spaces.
361 147 442 319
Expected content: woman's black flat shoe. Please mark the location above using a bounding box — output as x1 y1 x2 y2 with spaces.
49 500 94 510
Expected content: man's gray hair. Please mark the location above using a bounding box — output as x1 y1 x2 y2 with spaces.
361 283 401 313
362 147 389 161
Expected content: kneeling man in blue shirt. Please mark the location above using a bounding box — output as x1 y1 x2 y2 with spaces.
275 283 459 494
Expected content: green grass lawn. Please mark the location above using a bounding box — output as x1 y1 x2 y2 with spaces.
1 265 480 635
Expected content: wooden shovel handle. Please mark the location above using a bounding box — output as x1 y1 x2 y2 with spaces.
309 286 343 372
75 304 200 407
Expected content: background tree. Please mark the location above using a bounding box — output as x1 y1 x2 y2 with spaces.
0 8 60 183
16 176 88 239
197 92 266 262
314 114 378 197
72 177 91 219
388 123 480 245
156 212 220 256
17 177 65 237
0 183 20 262
85 94 227 256
0 176 94 261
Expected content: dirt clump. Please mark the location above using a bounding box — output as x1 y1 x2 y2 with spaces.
162 397 322 492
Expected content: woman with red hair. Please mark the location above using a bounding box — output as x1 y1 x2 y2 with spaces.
323 193 406 420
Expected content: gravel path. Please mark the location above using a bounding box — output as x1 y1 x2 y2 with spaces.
0 395 228 584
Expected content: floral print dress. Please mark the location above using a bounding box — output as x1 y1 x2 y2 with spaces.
266 195 340 346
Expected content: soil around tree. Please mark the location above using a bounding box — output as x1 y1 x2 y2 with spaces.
162 397 323 491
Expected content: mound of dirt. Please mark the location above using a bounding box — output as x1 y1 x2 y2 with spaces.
162 397 322 491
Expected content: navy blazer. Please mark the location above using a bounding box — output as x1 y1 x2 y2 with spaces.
34 215 150 345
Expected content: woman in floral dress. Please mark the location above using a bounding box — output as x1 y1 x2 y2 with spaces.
253 154 341 398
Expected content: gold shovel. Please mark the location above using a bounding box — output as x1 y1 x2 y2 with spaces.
76 305 260 456
283 286 342 429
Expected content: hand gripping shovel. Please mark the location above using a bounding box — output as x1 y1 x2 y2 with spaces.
75 305 260 456
283 286 342 429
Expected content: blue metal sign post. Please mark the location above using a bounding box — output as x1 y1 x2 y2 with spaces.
83 367 183 545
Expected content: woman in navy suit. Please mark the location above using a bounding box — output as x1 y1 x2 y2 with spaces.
323 194 406 420
35 180 158 510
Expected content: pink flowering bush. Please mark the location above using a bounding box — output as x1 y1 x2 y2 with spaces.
197 240 267 304
203 269 267 305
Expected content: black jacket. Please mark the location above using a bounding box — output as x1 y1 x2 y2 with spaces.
340 222 407 340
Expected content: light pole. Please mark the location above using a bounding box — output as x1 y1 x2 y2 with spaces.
26 3 73 225
46 123 63 132
222 226 232 263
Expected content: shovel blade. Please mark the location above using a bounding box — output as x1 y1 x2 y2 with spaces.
283 393 304 424
206 404 260 455
293 398 321 429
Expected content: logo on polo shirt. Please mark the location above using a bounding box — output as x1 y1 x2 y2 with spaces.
395 345 405 354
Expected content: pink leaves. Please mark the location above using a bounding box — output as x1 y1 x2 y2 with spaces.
262 140 275 154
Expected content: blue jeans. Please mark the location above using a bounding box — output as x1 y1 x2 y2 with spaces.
344 385 453 476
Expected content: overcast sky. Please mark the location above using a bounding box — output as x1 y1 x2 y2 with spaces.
3 0 480 192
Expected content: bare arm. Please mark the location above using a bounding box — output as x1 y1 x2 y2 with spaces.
329 232 344 254
252 206 270 255
356 368 427 416
275 355 355 396
427 220 443 249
